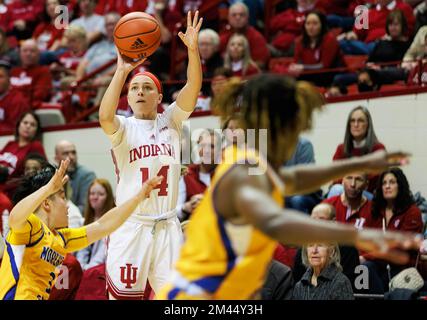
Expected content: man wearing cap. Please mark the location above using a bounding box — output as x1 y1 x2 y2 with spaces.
98 11 203 299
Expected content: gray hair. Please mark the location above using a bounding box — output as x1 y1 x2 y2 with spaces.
301 243 342 271
311 203 336 221
229 2 249 16
343 106 379 157
199 28 220 50
223 34 254 75
64 25 87 41
105 11 121 23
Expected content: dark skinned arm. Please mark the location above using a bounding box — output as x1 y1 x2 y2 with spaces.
215 164 420 264
279 150 409 196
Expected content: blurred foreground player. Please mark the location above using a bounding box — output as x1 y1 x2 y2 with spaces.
158 74 421 299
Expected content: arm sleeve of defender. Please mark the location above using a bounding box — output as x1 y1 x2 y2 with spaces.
56 226 89 253
8 214 43 246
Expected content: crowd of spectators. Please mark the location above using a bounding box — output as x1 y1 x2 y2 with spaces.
0 0 424 125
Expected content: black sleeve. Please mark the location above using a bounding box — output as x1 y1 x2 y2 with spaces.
292 248 306 283
261 260 294 300
331 273 355 300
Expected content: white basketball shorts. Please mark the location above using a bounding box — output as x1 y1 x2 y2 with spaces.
106 211 183 299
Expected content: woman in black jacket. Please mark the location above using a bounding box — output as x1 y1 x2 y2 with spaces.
293 243 354 300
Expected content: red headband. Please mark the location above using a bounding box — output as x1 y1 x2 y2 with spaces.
131 71 163 94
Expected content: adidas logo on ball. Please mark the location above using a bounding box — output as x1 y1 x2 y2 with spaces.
131 38 147 50
114 12 161 59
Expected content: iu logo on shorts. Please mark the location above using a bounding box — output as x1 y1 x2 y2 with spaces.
120 264 138 289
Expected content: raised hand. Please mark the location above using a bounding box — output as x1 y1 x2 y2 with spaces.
356 228 422 264
178 11 203 52
47 159 70 195
116 48 147 75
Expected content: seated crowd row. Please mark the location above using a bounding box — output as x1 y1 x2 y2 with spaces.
1 0 427 130
0 103 426 299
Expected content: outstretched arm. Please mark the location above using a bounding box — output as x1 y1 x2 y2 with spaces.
175 11 203 112
99 52 146 135
85 177 162 244
8 159 70 231
216 164 420 265
235 182 358 246
235 183 420 264
280 150 410 196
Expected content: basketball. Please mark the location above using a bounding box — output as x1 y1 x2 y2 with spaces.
113 12 161 60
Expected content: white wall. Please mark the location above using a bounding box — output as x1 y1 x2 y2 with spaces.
1 93 426 196
302 92 427 196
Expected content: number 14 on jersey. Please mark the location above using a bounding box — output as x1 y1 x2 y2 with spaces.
140 165 169 196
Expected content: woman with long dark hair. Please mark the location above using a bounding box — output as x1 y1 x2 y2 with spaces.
362 167 423 294
371 168 422 231
33 0 64 52
368 10 410 64
288 10 344 87
328 106 386 198
0 111 46 182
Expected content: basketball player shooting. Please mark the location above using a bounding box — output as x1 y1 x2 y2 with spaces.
99 11 203 300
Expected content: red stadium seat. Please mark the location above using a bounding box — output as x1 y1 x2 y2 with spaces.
35 103 65 127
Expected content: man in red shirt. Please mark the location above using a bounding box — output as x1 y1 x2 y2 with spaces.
219 2 270 68
10 39 53 109
323 172 372 229
0 61 30 134
339 0 415 54
270 8 306 53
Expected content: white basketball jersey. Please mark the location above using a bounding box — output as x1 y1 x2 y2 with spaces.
108 102 191 216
